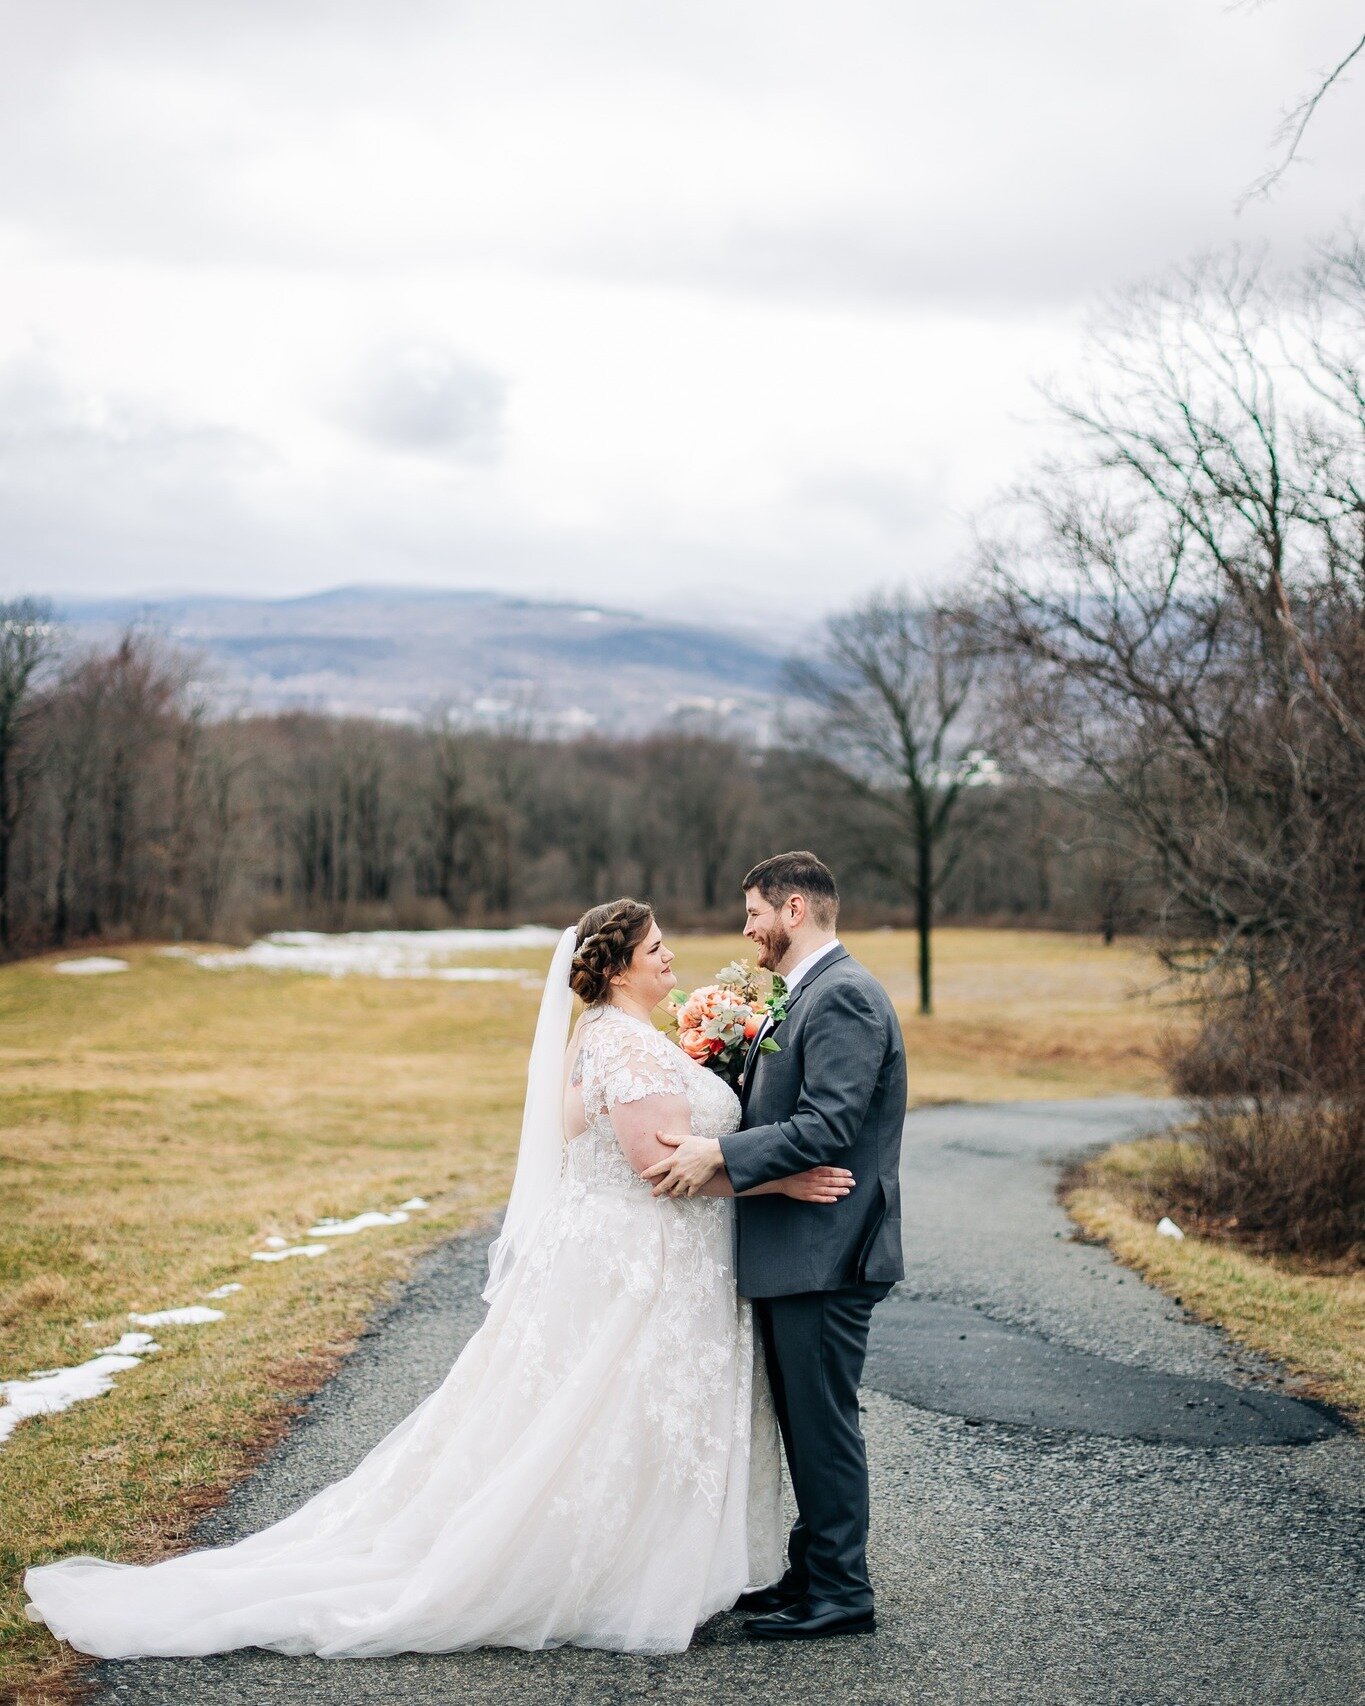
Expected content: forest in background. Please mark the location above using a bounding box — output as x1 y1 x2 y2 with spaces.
0 620 1135 954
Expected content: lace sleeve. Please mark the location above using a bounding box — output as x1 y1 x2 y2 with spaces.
580 1013 687 1122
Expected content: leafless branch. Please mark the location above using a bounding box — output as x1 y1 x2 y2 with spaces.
1239 27 1365 207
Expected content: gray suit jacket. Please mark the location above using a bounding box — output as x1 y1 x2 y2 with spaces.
720 947 906 1300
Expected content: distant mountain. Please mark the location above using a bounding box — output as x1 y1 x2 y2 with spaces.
56 585 798 737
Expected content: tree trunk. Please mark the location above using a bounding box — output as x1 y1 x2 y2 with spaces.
916 823 934 1016
53 793 80 946
0 740 10 952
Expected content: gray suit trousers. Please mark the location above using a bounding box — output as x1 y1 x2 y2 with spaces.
755 1280 892 1610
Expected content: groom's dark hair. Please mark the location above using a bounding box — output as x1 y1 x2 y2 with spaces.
742 851 839 929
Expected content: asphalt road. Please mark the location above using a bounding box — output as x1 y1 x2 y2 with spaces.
89 1098 1363 1706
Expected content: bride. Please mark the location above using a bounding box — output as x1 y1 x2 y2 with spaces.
24 899 854 1658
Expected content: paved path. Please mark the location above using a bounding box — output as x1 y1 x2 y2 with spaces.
91 1099 1363 1706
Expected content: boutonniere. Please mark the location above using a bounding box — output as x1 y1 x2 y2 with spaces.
758 974 789 1053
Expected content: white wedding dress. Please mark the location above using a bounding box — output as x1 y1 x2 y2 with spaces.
24 999 783 1658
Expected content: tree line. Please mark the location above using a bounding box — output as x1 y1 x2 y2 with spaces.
0 616 1130 962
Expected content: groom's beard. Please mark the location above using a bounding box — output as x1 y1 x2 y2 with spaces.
755 924 791 972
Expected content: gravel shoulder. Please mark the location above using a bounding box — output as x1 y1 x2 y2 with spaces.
88 1099 1364 1706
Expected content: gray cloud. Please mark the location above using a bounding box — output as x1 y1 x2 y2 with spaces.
795 468 940 540
341 343 507 458
1 0 1362 615
1 2 1360 308
0 350 255 459
0 350 279 595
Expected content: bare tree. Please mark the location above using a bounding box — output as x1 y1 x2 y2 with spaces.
0 600 60 952
49 653 108 945
977 248 1364 953
787 593 987 1015
479 725 535 919
972 241 1365 1252
98 635 186 931
165 694 209 932
641 731 753 914
194 743 247 933
422 718 484 918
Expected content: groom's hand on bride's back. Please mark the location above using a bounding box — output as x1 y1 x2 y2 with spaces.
643 1131 722 1196
781 1165 856 1203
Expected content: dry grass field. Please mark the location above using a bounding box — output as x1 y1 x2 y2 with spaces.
845 928 1175 1103
1 926 1173 1699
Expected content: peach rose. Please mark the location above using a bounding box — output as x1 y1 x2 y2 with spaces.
679 985 721 1029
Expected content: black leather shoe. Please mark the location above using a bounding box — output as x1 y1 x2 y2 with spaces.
744 1596 876 1641
734 1580 804 1614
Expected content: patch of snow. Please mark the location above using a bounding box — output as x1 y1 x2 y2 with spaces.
1 1346 150 1447
1156 1216 1185 1240
98 1332 160 1356
204 1283 244 1298
262 1236 289 1249
53 957 129 975
307 1209 408 1237
397 1197 429 1211
128 1305 225 1327
162 926 562 981
251 1244 329 1263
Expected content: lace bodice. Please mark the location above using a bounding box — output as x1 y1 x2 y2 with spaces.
565 1005 740 1193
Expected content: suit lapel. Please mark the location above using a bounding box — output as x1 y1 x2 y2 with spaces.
740 1002 781 1113
739 947 849 1113
739 1024 765 1113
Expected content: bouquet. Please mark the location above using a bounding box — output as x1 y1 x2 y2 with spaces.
668 959 788 1090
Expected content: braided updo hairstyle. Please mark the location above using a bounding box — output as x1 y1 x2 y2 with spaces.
570 898 655 1005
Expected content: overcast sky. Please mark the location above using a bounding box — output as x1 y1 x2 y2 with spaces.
1 0 1361 619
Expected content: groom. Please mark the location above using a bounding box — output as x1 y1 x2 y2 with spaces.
645 851 906 1641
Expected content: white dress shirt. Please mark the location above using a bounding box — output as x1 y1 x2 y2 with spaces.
780 937 842 998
